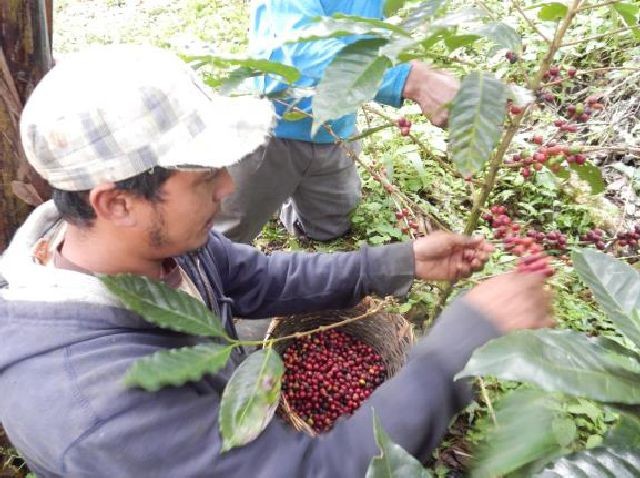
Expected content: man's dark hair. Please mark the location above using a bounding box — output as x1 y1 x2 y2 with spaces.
52 167 176 227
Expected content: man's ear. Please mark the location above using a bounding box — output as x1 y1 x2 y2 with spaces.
89 184 138 227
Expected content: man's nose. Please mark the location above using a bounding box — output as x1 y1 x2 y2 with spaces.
214 168 235 200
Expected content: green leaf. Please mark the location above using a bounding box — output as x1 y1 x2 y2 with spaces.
569 162 605 195
444 33 481 50
384 0 407 17
219 348 284 452
572 249 640 348
125 344 233 392
331 14 412 37
605 407 640 448
400 0 447 31
366 412 432 478
449 72 507 177
101 275 228 339
282 15 408 45
550 165 571 180
471 389 565 478
533 447 640 477
312 38 391 136
457 329 640 404
612 3 640 39
433 8 487 27
282 111 308 121
477 22 522 52
188 55 300 84
552 418 577 447
538 3 568 22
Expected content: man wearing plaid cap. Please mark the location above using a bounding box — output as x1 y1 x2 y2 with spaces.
0 45 552 477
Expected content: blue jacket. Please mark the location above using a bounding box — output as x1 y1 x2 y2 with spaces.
249 0 412 143
0 202 499 477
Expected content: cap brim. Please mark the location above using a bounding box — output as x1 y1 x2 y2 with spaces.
158 96 275 170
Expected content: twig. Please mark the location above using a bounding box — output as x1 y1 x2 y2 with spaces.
238 298 394 347
474 0 498 20
561 26 636 47
512 0 552 44
479 378 497 425
578 0 623 12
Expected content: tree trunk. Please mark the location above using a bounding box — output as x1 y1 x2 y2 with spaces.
0 0 53 251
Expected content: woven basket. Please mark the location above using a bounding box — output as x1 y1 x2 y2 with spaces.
265 297 414 436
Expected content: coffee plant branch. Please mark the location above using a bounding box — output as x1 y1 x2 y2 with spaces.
578 0 624 12
511 0 552 44
561 26 637 48
431 0 584 320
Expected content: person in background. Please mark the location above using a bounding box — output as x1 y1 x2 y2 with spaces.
215 0 460 243
0 45 553 477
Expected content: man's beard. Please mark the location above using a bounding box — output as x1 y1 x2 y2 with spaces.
147 206 168 248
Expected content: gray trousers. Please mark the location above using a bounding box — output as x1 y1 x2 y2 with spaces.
214 137 362 243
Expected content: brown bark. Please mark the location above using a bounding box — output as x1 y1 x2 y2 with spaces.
0 0 53 251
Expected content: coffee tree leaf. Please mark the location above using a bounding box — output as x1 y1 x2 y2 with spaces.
219 348 284 452
477 22 522 52
572 249 640 349
532 447 640 477
457 329 640 404
433 8 487 27
569 162 605 195
281 15 409 45
612 3 640 39
471 389 566 478
538 3 568 22
443 33 481 50
312 38 391 136
188 55 301 84
102 274 228 339
366 411 432 478
552 418 577 447
605 407 640 448
282 111 308 121
400 0 447 31
125 344 233 392
449 72 507 177
384 0 407 18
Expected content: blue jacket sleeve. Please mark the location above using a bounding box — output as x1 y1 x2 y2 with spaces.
207 232 414 319
251 0 409 105
374 63 412 107
61 299 501 478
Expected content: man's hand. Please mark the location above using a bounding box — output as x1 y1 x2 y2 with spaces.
465 272 555 332
402 61 460 128
413 231 493 282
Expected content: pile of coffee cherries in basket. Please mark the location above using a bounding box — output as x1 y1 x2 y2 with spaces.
280 330 386 433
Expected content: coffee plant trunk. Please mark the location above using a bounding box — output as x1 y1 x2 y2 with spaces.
0 0 53 251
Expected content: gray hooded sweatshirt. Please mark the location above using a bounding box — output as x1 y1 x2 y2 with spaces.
0 201 499 477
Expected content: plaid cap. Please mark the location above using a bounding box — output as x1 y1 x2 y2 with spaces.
20 45 275 191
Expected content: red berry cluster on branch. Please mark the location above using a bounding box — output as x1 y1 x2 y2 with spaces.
483 205 568 254
543 64 563 81
397 117 412 137
281 330 386 433
615 225 640 250
507 141 589 180
394 207 418 234
564 95 603 125
505 51 518 64
482 205 520 239
580 228 606 250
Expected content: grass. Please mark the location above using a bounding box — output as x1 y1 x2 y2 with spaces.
53 0 249 55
